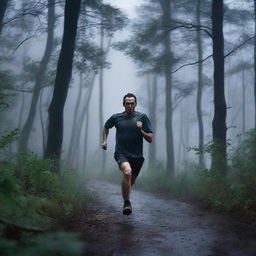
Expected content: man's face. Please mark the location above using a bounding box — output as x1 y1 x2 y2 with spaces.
124 97 137 115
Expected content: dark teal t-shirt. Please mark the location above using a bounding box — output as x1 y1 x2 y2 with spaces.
104 111 153 158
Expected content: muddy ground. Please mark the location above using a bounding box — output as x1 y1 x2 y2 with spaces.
63 180 256 256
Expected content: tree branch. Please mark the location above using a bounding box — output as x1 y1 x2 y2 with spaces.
171 35 255 73
0 216 46 233
224 35 256 58
171 54 213 73
165 23 212 39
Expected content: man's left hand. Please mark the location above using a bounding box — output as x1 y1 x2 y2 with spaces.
136 121 143 129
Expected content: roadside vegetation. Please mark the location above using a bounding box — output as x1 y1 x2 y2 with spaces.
0 133 89 256
135 130 256 218
102 130 256 219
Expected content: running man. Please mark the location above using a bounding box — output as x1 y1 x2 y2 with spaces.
102 93 153 215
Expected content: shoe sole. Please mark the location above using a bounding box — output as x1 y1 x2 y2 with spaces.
123 208 132 215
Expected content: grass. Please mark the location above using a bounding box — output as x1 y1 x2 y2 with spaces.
0 152 90 255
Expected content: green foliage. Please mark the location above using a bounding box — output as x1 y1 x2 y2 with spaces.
0 152 89 254
0 232 85 256
18 232 85 256
0 70 15 109
0 129 19 150
136 130 256 218
74 41 110 73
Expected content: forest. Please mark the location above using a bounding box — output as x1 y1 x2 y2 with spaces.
1 0 256 255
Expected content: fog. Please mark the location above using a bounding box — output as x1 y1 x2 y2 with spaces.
1 0 255 174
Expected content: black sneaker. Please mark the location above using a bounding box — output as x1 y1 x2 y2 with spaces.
123 200 132 215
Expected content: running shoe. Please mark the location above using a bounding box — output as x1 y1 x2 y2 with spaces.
123 200 132 215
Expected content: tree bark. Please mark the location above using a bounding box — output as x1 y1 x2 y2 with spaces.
39 88 46 154
99 24 106 173
18 0 55 153
196 0 204 166
211 0 227 173
69 75 95 168
0 0 8 37
254 0 256 128
44 0 81 171
242 69 245 133
160 0 175 174
83 105 90 171
148 75 157 166
66 72 83 165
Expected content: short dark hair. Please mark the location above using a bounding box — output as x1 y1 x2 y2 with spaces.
123 93 137 106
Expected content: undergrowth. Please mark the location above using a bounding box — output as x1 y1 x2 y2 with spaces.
0 151 89 255
136 130 256 218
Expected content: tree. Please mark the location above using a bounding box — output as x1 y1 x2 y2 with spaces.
160 0 175 173
44 0 81 171
211 0 227 173
196 0 204 166
147 74 158 165
18 0 56 153
254 0 256 128
0 0 9 37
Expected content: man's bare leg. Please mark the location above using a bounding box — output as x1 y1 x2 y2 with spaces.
120 162 132 201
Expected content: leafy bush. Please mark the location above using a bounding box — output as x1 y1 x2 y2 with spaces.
0 232 85 256
0 151 89 254
134 130 256 218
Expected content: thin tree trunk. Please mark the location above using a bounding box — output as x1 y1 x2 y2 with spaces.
0 0 8 37
242 69 245 133
83 107 90 171
211 0 227 173
69 75 95 168
254 0 256 128
177 106 183 166
45 0 81 171
160 0 175 174
19 92 25 129
39 88 46 154
196 0 204 166
99 24 106 173
19 0 55 153
148 75 157 166
67 72 83 165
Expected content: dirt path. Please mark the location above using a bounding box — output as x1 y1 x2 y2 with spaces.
66 180 256 256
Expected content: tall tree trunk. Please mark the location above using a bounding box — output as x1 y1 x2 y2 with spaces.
148 75 157 166
211 0 227 173
254 0 256 128
69 75 95 168
0 0 8 37
242 69 246 133
160 0 175 174
99 24 106 173
39 88 46 154
83 107 90 171
196 0 204 166
19 0 55 153
45 0 81 171
67 72 83 165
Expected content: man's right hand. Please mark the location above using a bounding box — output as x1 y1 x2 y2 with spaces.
102 141 107 150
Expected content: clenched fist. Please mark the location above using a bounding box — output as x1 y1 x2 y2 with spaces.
102 141 107 150
136 121 143 129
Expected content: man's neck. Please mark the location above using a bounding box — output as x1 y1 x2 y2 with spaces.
125 111 135 116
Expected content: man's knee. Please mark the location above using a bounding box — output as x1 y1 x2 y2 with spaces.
121 163 132 178
123 168 132 178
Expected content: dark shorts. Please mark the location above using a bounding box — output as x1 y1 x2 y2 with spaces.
114 152 144 177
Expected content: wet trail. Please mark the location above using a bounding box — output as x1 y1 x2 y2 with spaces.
75 181 256 256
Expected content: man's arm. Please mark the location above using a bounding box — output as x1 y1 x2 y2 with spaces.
137 121 153 143
102 127 109 150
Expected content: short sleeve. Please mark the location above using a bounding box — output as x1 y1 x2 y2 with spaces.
104 115 115 129
142 114 153 133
